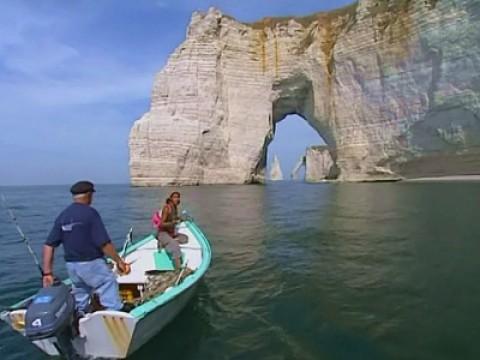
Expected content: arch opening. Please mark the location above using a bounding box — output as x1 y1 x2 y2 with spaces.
255 74 339 183
267 115 329 182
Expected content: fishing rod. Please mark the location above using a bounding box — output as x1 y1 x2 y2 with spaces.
120 227 134 258
1 194 44 277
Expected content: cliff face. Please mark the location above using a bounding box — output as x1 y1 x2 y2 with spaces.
269 154 284 181
306 146 336 182
291 155 306 180
129 0 480 186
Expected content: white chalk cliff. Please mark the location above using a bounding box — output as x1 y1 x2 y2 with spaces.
269 154 284 181
130 0 480 186
306 146 336 182
291 155 306 180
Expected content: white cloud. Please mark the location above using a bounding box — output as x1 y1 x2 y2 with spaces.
0 1 161 184
0 1 158 108
1 66 154 108
156 1 169 8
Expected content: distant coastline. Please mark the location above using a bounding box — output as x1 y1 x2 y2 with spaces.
405 175 480 182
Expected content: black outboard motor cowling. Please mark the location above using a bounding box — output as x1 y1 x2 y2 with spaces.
25 283 75 340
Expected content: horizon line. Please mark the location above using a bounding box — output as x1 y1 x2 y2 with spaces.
0 182 130 188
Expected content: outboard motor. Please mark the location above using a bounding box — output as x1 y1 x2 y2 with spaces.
25 283 78 359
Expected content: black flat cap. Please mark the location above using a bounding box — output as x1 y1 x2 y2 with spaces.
70 181 96 195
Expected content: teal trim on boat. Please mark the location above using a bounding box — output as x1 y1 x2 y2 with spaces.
125 234 157 255
130 220 211 319
10 233 156 310
8 221 211 317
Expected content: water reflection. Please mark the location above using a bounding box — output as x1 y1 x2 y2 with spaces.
131 282 214 360
1 183 480 360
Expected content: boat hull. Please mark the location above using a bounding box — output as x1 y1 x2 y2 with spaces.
1 220 212 359
128 282 199 356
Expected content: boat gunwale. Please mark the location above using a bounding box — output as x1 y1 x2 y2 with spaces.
6 220 212 319
121 220 211 319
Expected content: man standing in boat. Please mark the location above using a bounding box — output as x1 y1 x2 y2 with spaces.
42 181 131 313
156 191 188 269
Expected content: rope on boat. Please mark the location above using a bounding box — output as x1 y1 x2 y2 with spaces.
135 267 194 305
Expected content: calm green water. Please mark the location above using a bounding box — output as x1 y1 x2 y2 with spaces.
0 183 479 359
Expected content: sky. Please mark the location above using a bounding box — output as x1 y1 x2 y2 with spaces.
267 115 325 180
0 0 353 186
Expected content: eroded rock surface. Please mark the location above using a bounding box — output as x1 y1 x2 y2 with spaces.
130 0 480 186
305 146 335 182
291 155 306 180
269 154 284 181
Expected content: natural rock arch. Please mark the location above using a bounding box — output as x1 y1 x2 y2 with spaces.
129 0 480 186
265 76 338 180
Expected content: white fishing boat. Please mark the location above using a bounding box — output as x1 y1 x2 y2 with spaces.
1 219 212 359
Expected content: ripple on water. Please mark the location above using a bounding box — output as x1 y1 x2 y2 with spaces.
1 183 480 360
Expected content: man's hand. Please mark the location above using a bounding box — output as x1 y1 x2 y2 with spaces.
43 274 54 288
116 260 131 276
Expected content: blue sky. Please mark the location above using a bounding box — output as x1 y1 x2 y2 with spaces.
0 0 352 186
268 115 325 180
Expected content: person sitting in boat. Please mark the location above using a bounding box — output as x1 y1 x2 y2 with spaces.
42 181 132 314
156 191 188 269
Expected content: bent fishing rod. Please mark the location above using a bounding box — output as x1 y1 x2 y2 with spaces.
1 194 45 277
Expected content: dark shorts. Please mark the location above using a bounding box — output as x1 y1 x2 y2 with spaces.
156 232 188 258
